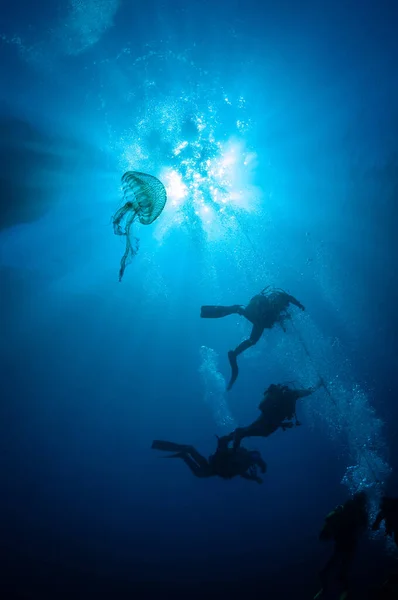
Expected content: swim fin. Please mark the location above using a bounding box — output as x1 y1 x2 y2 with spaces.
151 440 190 453
227 350 238 391
200 305 241 318
162 452 186 459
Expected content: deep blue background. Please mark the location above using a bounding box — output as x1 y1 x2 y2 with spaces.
1 0 398 598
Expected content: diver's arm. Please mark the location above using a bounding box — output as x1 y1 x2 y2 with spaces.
286 294 305 311
280 420 295 430
296 388 314 399
296 378 324 399
254 457 267 473
241 472 263 484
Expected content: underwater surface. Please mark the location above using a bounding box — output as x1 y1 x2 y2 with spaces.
1 0 398 598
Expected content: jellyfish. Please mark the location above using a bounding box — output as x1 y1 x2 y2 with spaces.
112 171 167 282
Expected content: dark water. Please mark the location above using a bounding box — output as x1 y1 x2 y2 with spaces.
1 0 398 598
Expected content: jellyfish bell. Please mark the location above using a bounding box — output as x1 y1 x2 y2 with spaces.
112 171 167 282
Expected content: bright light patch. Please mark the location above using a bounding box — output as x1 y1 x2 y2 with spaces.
156 137 260 239
162 169 188 206
195 116 206 132
173 141 188 156
119 93 262 242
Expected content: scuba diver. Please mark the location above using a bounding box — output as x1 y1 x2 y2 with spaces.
151 436 267 484
315 492 369 600
219 380 323 449
200 287 305 390
372 496 398 546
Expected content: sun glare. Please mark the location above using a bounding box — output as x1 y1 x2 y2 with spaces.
120 94 261 241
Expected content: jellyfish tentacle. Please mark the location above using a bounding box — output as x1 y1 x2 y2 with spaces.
112 171 167 282
118 212 139 282
119 233 140 282
113 202 133 236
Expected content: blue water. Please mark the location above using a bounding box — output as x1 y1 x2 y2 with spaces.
1 0 398 598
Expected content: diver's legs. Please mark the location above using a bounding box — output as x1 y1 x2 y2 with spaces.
227 340 253 391
181 453 212 478
227 351 239 391
200 305 244 318
253 454 267 474
338 549 354 593
227 324 265 391
152 440 191 453
233 323 265 357
233 420 275 448
154 442 211 478
249 323 265 345
218 427 260 449
233 339 255 356
319 551 341 595
185 446 210 470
